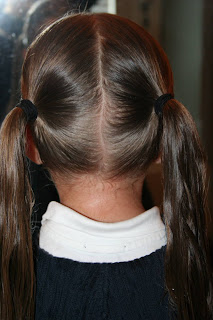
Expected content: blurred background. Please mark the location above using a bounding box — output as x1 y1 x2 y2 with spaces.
0 0 212 240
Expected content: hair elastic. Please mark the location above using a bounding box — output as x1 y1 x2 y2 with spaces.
154 93 174 116
16 99 38 122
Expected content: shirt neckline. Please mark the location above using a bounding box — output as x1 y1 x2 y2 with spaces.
39 201 167 263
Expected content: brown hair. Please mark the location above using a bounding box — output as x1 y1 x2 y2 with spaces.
0 13 212 319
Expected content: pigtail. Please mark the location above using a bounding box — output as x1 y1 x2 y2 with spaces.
0 107 35 319
161 99 213 319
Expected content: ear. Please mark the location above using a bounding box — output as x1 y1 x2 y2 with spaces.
26 125 42 165
154 154 161 164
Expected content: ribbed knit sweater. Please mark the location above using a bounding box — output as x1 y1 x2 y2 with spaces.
34 201 175 320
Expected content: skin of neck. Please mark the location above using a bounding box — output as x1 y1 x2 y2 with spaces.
52 173 146 223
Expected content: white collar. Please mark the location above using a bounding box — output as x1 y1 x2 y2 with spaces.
39 201 167 263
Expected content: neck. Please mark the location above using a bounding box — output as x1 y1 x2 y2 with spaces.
53 174 145 222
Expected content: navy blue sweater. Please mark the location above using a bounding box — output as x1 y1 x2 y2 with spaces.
34 242 176 320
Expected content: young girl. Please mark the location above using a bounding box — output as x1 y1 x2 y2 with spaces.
0 13 212 320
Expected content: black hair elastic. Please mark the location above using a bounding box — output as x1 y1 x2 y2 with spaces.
16 99 38 122
154 93 174 116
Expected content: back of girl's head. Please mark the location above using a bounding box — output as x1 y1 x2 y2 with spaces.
0 13 212 320
21 13 172 179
